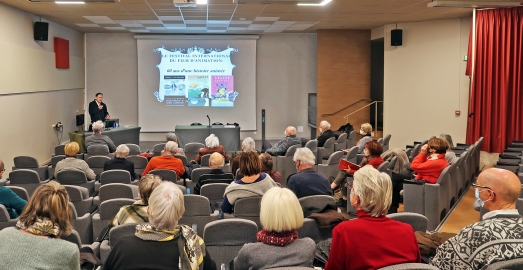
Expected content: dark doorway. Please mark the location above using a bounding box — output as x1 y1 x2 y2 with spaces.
370 38 384 132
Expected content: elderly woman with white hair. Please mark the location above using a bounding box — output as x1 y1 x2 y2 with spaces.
233 187 315 269
103 144 136 178
85 120 116 153
287 148 332 198
316 120 336 147
104 181 217 270
231 137 256 176
325 166 421 270
195 134 229 165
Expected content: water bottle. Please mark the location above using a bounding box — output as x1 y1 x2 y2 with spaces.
113 122 116 128
192 223 197 233
186 187 191 194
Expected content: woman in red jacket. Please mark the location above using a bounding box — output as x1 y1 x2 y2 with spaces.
330 141 384 206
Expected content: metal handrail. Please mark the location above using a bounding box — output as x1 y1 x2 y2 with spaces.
343 101 383 128
321 98 372 117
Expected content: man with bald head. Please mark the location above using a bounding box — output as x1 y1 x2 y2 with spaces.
432 168 523 269
193 152 234 195
265 126 301 156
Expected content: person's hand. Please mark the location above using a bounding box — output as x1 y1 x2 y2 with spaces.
105 114 110 119
98 105 103 110
420 144 429 154
344 169 351 173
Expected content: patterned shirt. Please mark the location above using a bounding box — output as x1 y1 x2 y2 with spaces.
111 200 148 226
266 135 301 156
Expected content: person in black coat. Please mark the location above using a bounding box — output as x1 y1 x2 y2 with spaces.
89 93 109 123
316 120 336 147
103 144 137 179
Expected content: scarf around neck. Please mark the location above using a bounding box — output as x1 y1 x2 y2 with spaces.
135 223 204 270
16 217 61 237
256 228 298 246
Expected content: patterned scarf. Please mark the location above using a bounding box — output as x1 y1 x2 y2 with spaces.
16 217 61 237
256 229 299 246
135 224 204 270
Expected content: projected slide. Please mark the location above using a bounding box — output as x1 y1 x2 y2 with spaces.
154 46 239 108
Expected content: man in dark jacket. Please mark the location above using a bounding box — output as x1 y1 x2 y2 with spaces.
193 152 234 195
104 144 136 179
316 120 336 147
89 92 109 124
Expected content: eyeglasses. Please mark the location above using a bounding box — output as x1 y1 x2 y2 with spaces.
0 169 5 172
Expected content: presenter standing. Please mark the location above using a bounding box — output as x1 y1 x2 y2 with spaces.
88 93 110 130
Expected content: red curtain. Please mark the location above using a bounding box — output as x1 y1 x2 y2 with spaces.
466 7 523 153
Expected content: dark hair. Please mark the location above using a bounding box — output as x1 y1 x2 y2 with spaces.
365 141 383 156
259 153 274 176
95 93 103 97
428 138 449 154
239 151 261 177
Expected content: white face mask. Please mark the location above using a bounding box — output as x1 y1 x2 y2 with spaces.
364 149 370 156
284 130 287 136
360 129 365 135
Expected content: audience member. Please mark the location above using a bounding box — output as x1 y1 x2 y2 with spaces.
0 181 80 269
193 153 234 195
265 126 301 156
439 133 458 165
55 142 96 180
142 141 185 178
316 120 336 147
104 182 216 270
259 153 281 183
234 187 315 269
231 137 256 176
111 174 162 226
287 148 332 198
166 132 185 155
195 134 229 164
389 138 449 213
221 152 278 214
325 166 421 270
0 159 27 218
85 120 116 153
330 140 384 206
104 144 136 178
432 168 523 269
352 123 373 153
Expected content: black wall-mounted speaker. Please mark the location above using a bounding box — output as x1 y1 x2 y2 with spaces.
34 22 49 41
391 29 402 46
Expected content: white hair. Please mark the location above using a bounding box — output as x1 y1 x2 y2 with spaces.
242 137 256 152
205 134 219 148
115 144 129 158
293 147 316 166
320 120 331 130
352 165 392 217
260 187 304 231
92 121 104 134
148 181 185 230
164 141 178 153
166 132 177 142
209 152 225 169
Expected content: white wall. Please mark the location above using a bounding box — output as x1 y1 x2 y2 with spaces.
383 17 470 149
0 3 85 173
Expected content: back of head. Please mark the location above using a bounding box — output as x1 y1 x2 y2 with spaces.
361 123 372 134
92 120 104 134
293 148 315 166
259 153 274 173
260 187 304 232
242 137 256 152
205 134 219 148
18 181 72 235
164 141 179 153
148 181 185 230
480 168 521 207
286 126 297 136
438 134 454 150
239 151 261 177
166 132 177 142
64 142 80 157
209 152 225 169
320 120 331 131
428 138 449 154
365 140 383 156
138 174 163 205
353 165 392 217
115 144 130 158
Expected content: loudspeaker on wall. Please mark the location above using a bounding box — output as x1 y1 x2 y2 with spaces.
391 29 402 46
34 22 49 41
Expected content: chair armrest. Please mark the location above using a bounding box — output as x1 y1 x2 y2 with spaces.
403 179 426 185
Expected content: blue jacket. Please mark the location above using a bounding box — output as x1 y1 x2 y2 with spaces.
0 187 27 219
287 168 333 199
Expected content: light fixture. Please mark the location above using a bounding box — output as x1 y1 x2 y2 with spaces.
55 1 85 3
196 0 207 4
297 0 331 6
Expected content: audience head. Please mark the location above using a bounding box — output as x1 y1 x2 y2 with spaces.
18 181 72 235
285 126 297 137
166 132 178 142
293 148 315 171
474 168 521 212
205 134 219 148
138 174 163 205
319 120 331 133
427 138 449 155
95 92 103 103
209 152 225 169
259 153 274 174
239 151 261 177
360 123 372 135
364 141 383 157
147 181 185 230
241 137 256 152
164 141 179 154
351 165 392 217
64 142 80 158
438 134 455 150
0 159 4 179
115 144 130 158
260 187 304 232
92 120 104 134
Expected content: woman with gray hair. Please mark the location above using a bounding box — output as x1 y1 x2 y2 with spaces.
325 165 421 270
438 133 457 165
195 134 229 164
231 137 256 176
104 181 216 270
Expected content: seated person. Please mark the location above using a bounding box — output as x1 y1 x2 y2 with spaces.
104 144 136 179
234 187 315 269
85 120 116 153
0 159 26 218
389 138 449 213
0 181 80 269
330 140 384 206
259 153 281 183
221 152 278 214
142 141 185 178
287 148 332 199
231 137 256 176
55 141 96 180
195 134 229 164
111 174 162 226
316 120 336 147
325 166 421 270
344 123 373 153
166 132 185 155
439 133 458 165
105 182 216 270
193 153 234 195
265 126 301 156
432 168 523 269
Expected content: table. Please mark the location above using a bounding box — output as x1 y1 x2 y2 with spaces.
69 126 141 153
175 125 241 152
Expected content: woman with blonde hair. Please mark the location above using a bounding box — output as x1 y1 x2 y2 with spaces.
325 166 420 270
233 187 315 269
55 141 96 180
0 181 80 269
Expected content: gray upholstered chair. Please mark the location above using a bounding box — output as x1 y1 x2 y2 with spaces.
304 140 318 162
485 257 523 270
7 169 48 197
299 195 337 213
0 205 18 230
12 156 48 181
152 143 166 156
203 219 258 266
408 144 422 162
334 133 348 152
276 144 301 187
100 170 133 185
92 198 137 244
191 167 214 193
126 155 148 177
56 170 96 196
149 169 178 183
48 155 66 180
316 137 336 164
377 161 390 174
54 145 66 156
346 130 356 149
200 154 212 167
174 154 188 166
200 183 229 210
6 186 29 201
377 263 439 270
87 145 110 155
97 183 138 203
386 212 428 232
61 229 82 249
99 223 141 263
382 134 392 152
87 156 111 176
317 151 344 180
296 218 333 244
234 196 263 228
179 195 219 235
69 202 93 245
64 185 93 217
345 146 359 164
184 142 205 163
125 143 141 155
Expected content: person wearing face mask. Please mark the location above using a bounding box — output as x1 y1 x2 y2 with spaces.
351 123 373 154
287 148 332 199
330 141 384 206
264 126 302 156
432 168 523 269
316 120 336 148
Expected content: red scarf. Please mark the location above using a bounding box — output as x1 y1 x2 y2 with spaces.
256 229 299 246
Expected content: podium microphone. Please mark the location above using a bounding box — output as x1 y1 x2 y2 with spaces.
207 115 211 127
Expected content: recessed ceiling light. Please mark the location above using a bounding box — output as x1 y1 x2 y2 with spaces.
297 0 331 6
55 1 84 3
196 0 208 4
240 18 246 21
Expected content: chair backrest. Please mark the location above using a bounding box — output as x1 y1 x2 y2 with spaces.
99 183 136 202
149 169 178 182
56 170 88 185
234 196 262 218
55 145 66 156
383 134 392 145
305 140 318 153
388 156 398 170
436 166 451 184
184 142 205 162
345 146 359 162
87 156 111 168
377 263 439 270
386 212 428 232
285 144 300 157
109 223 142 247
63 185 89 202
377 161 390 173
87 145 110 155
125 144 141 155
200 154 212 166
377 138 384 145
153 143 166 156
100 170 132 185
126 155 148 169
99 198 137 220
61 230 82 248
0 205 12 222
13 156 39 168
6 186 30 201
174 154 188 166
183 195 212 216
409 144 421 160
323 137 336 149
191 168 213 182
9 169 41 184
200 183 229 203
337 132 348 143
485 257 523 270
299 195 336 213
51 155 66 168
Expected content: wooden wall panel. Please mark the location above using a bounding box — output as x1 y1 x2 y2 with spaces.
317 30 371 138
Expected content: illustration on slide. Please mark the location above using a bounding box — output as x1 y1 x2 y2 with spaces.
187 75 211 106
210 75 237 107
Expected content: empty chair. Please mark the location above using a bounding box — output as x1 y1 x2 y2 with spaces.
317 151 345 180
13 156 48 181
184 142 205 163
179 195 219 235
334 133 348 152
87 145 110 155
56 170 96 196
126 155 148 176
87 156 111 176
48 155 66 180
54 145 66 156
174 154 188 166
377 138 384 146
346 130 356 149
0 205 18 230
149 169 178 182
99 223 140 263
69 202 93 245
125 143 141 155
200 154 211 167
316 137 336 163
200 183 229 210
100 170 132 185
64 185 92 217
386 212 428 232
92 198 137 243
382 134 392 152
408 144 421 162
152 143 166 156
377 263 439 270
98 183 138 203
234 196 263 228
304 140 318 158
7 169 47 197
276 144 301 186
